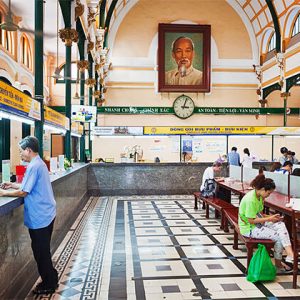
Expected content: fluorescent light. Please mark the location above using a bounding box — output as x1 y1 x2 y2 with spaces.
286 136 300 139
71 132 81 138
230 135 262 138
0 111 34 125
44 124 66 134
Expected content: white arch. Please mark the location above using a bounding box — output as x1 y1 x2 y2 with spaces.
0 69 13 84
261 27 275 54
107 0 139 58
283 5 300 39
20 84 33 96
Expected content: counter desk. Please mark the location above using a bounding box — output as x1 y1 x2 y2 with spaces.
0 163 89 299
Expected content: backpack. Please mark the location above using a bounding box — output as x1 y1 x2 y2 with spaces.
201 178 216 198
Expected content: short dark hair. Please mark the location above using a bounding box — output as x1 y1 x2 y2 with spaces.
283 161 293 167
280 147 288 154
19 136 39 153
231 147 237 151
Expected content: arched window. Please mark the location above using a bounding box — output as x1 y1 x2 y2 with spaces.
56 62 88 83
20 35 33 70
268 32 276 52
0 11 14 54
292 14 300 37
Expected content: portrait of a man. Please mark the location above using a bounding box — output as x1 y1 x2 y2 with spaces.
158 24 211 93
165 36 203 85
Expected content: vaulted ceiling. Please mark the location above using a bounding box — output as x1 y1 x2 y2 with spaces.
1 0 299 57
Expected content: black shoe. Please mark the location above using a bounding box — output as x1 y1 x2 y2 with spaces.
32 283 58 295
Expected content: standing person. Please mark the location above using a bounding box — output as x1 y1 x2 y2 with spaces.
182 151 192 162
227 146 240 166
200 161 222 197
241 148 254 169
239 174 294 272
278 147 288 165
165 36 203 85
0 136 58 294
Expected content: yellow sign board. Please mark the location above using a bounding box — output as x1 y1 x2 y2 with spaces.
0 80 41 120
44 106 67 129
144 127 300 135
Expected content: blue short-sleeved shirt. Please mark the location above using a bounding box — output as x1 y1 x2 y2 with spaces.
21 155 56 229
227 151 240 166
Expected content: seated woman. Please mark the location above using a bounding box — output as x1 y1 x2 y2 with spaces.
239 174 294 272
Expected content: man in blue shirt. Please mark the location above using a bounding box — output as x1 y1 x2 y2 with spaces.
0 136 58 295
227 146 240 166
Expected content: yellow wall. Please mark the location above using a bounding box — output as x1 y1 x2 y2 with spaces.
113 0 252 59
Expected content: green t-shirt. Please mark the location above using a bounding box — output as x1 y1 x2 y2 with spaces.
238 189 264 235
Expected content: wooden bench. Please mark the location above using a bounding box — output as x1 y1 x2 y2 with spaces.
223 208 275 269
199 196 236 231
193 192 205 209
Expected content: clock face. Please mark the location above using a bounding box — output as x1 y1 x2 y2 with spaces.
173 95 195 119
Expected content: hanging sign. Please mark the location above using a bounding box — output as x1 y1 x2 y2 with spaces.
97 106 300 115
144 126 300 135
44 106 68 129
0 81 41 120
92 126 143 136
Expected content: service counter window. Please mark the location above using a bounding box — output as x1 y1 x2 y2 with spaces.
181 135 227 162
228 135 272 161
273 136 300 162
92 135 180 163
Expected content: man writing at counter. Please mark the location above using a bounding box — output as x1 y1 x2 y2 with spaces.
0 136 58 295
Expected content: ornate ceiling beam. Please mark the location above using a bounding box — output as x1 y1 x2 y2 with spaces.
266 0 281 52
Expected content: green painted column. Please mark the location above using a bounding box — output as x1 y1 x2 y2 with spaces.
77 21 86 162
283 95 287 127
34 0 44 157
62 0 72 161
88 54 93 160
0 119 10 172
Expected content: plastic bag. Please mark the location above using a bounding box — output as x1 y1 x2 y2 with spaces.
246 244 276 282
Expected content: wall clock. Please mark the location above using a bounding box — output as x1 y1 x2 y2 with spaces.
173 95 195 119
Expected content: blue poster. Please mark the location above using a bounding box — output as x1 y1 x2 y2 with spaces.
182 140 193 152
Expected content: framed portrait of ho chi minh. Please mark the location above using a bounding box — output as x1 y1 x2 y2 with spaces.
158 23 211 93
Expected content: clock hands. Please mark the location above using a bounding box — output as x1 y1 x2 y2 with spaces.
181 98 188 109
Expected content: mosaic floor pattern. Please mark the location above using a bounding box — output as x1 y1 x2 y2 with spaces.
26 195 300 300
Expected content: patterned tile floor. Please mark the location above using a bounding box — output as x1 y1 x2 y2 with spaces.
26 195 300 300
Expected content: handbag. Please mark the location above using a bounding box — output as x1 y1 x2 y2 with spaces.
201 178 216 198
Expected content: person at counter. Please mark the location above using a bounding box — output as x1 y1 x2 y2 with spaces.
0 136 58 295
182 151 193 162
239 174 295 272
200 161 222 197
274 161 293 175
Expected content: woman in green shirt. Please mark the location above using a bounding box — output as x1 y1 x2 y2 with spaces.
239 174 294 271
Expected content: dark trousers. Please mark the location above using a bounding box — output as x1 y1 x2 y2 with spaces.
29 219 58 288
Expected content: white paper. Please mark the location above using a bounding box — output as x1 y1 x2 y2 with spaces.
58 155 64 170
50 157 58 173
